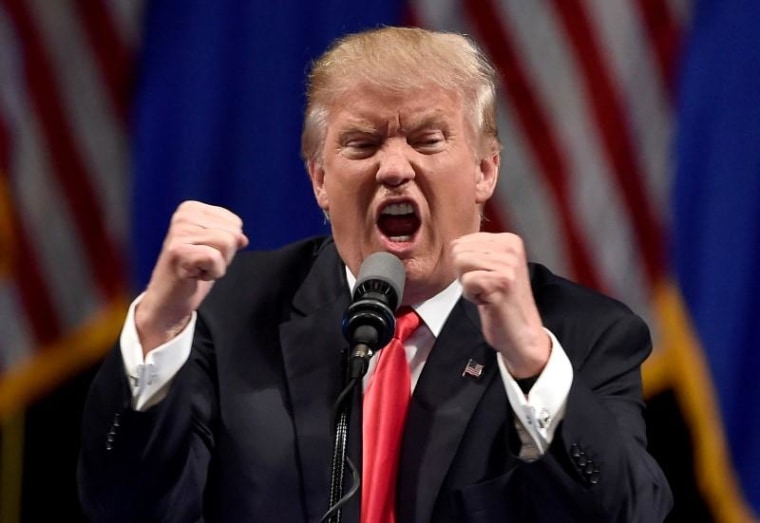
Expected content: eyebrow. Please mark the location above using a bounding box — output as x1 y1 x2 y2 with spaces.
337 113 450 139
337 122 379 137
400 113 450 133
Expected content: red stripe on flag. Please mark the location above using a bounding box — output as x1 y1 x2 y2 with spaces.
72 0 133 124
0 120 62 344
3 0 125 301
8 206 64 345
402 2 420 26
633 0 682 98
482 201 511 235
552 0 666 284
0 113 6 169
465 0 602 289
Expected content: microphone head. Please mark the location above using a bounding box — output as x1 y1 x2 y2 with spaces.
353 252 406 311
343 252 406 351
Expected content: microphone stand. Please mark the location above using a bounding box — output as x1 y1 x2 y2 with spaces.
322 250 404 522
321 346 373 523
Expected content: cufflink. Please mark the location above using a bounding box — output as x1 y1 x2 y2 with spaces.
536 408 551 429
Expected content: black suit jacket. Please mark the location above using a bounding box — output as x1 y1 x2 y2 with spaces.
79 236 672 522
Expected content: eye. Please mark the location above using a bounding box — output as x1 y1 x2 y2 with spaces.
347 139 377 150
411 131 445 152
342 136 380 159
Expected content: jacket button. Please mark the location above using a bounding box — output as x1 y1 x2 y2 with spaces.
106 412 121 450
589 470 600 484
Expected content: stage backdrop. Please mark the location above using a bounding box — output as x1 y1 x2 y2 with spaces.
0 0 757 521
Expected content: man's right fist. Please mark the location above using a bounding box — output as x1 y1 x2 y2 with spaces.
135 201 249 354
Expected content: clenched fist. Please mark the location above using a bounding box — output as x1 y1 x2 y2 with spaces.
135 201 249 355
451 232 550 379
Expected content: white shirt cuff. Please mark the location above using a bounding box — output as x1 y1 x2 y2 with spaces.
498 328 573 457
120 294 197 411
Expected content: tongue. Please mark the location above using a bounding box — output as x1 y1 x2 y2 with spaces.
378 214 420 238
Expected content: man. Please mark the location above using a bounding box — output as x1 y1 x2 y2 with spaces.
79 27 672 522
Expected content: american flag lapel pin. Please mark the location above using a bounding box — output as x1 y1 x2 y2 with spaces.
462 358 484 379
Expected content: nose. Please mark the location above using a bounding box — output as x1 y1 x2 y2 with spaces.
376 139 415 187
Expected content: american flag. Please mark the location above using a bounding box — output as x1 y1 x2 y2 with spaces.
411 0 683 327
0 0 142 417
462 358 484 379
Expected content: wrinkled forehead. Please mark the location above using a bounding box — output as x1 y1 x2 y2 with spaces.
320 80 470 134
319 59 468 105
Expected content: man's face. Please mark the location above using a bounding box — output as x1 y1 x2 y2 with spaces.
308 83 499 304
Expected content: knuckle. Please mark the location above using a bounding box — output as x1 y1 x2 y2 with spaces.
162 239 188 261
176 200 201 216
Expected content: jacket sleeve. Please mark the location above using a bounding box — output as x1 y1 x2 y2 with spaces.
77 317 217 522
527 312 671 521
459 310 672 522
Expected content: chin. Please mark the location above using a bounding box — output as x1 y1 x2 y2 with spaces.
400 265 440 298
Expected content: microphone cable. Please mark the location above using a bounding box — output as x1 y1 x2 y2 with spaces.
321 377 361 523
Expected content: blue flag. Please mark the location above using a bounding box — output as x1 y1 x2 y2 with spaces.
131 0 405 288
674 0 760 514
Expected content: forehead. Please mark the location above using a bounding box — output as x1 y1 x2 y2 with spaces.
325 82 466 131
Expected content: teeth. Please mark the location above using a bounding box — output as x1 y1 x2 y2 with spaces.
381 202 414 216
389 235 412 242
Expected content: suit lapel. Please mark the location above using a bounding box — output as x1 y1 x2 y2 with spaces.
279 241 354 522
397 299 498 523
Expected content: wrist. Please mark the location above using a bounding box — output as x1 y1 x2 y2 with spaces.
135 299 192 354
501 330 551 379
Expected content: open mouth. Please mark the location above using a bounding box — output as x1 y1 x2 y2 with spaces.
377 201 421 242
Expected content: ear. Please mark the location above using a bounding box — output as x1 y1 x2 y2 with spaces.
475 151 500 204
307 160 330 211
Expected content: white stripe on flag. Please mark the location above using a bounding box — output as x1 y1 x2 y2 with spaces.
497 0 646 297
0 281 34 371
586 0 673 221
493 100 572 277
108 0 146 49
29 0 130 245
3 54 100 333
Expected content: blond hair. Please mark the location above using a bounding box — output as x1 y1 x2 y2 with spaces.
301 26 500 164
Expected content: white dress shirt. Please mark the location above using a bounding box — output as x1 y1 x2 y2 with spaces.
121 271 573 459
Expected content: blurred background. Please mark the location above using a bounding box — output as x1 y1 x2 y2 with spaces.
0 0 758 521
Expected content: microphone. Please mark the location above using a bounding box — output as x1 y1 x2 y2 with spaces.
342 252 406 380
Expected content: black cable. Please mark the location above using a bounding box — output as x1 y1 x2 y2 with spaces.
321 456 360 522
327 408 348 523
321 377 362 523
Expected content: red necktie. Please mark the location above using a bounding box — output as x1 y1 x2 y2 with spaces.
361 307 421 523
